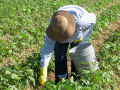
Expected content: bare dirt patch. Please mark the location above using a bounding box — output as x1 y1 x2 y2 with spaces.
0 33 13 41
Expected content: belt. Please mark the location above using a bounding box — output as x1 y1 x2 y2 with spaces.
74 29 87 44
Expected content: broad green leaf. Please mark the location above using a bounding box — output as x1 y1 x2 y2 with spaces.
29 76 35 86
8 50 12 54
26 69 34 72
8 85 18 90
5 70 11 75
11 73 20 80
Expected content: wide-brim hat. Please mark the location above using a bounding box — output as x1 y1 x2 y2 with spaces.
46 11 75 41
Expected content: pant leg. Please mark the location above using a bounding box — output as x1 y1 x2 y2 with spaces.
54 42 69 84
70 25 93 80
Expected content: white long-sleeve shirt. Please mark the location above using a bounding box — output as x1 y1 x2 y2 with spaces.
39 5 96 68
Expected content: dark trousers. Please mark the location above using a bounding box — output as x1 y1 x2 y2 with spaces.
54 26 93 84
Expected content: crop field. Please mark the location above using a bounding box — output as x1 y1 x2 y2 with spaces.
0 0 120 90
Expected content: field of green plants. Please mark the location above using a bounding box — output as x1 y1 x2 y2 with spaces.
0 0 120 90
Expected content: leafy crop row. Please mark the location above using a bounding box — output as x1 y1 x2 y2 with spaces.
96 1 120 30
83 0 116 12
0 51 42 90
90 1 120 40
97 31 120 70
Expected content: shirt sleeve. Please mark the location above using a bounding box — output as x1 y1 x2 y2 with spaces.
39 36 56 68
